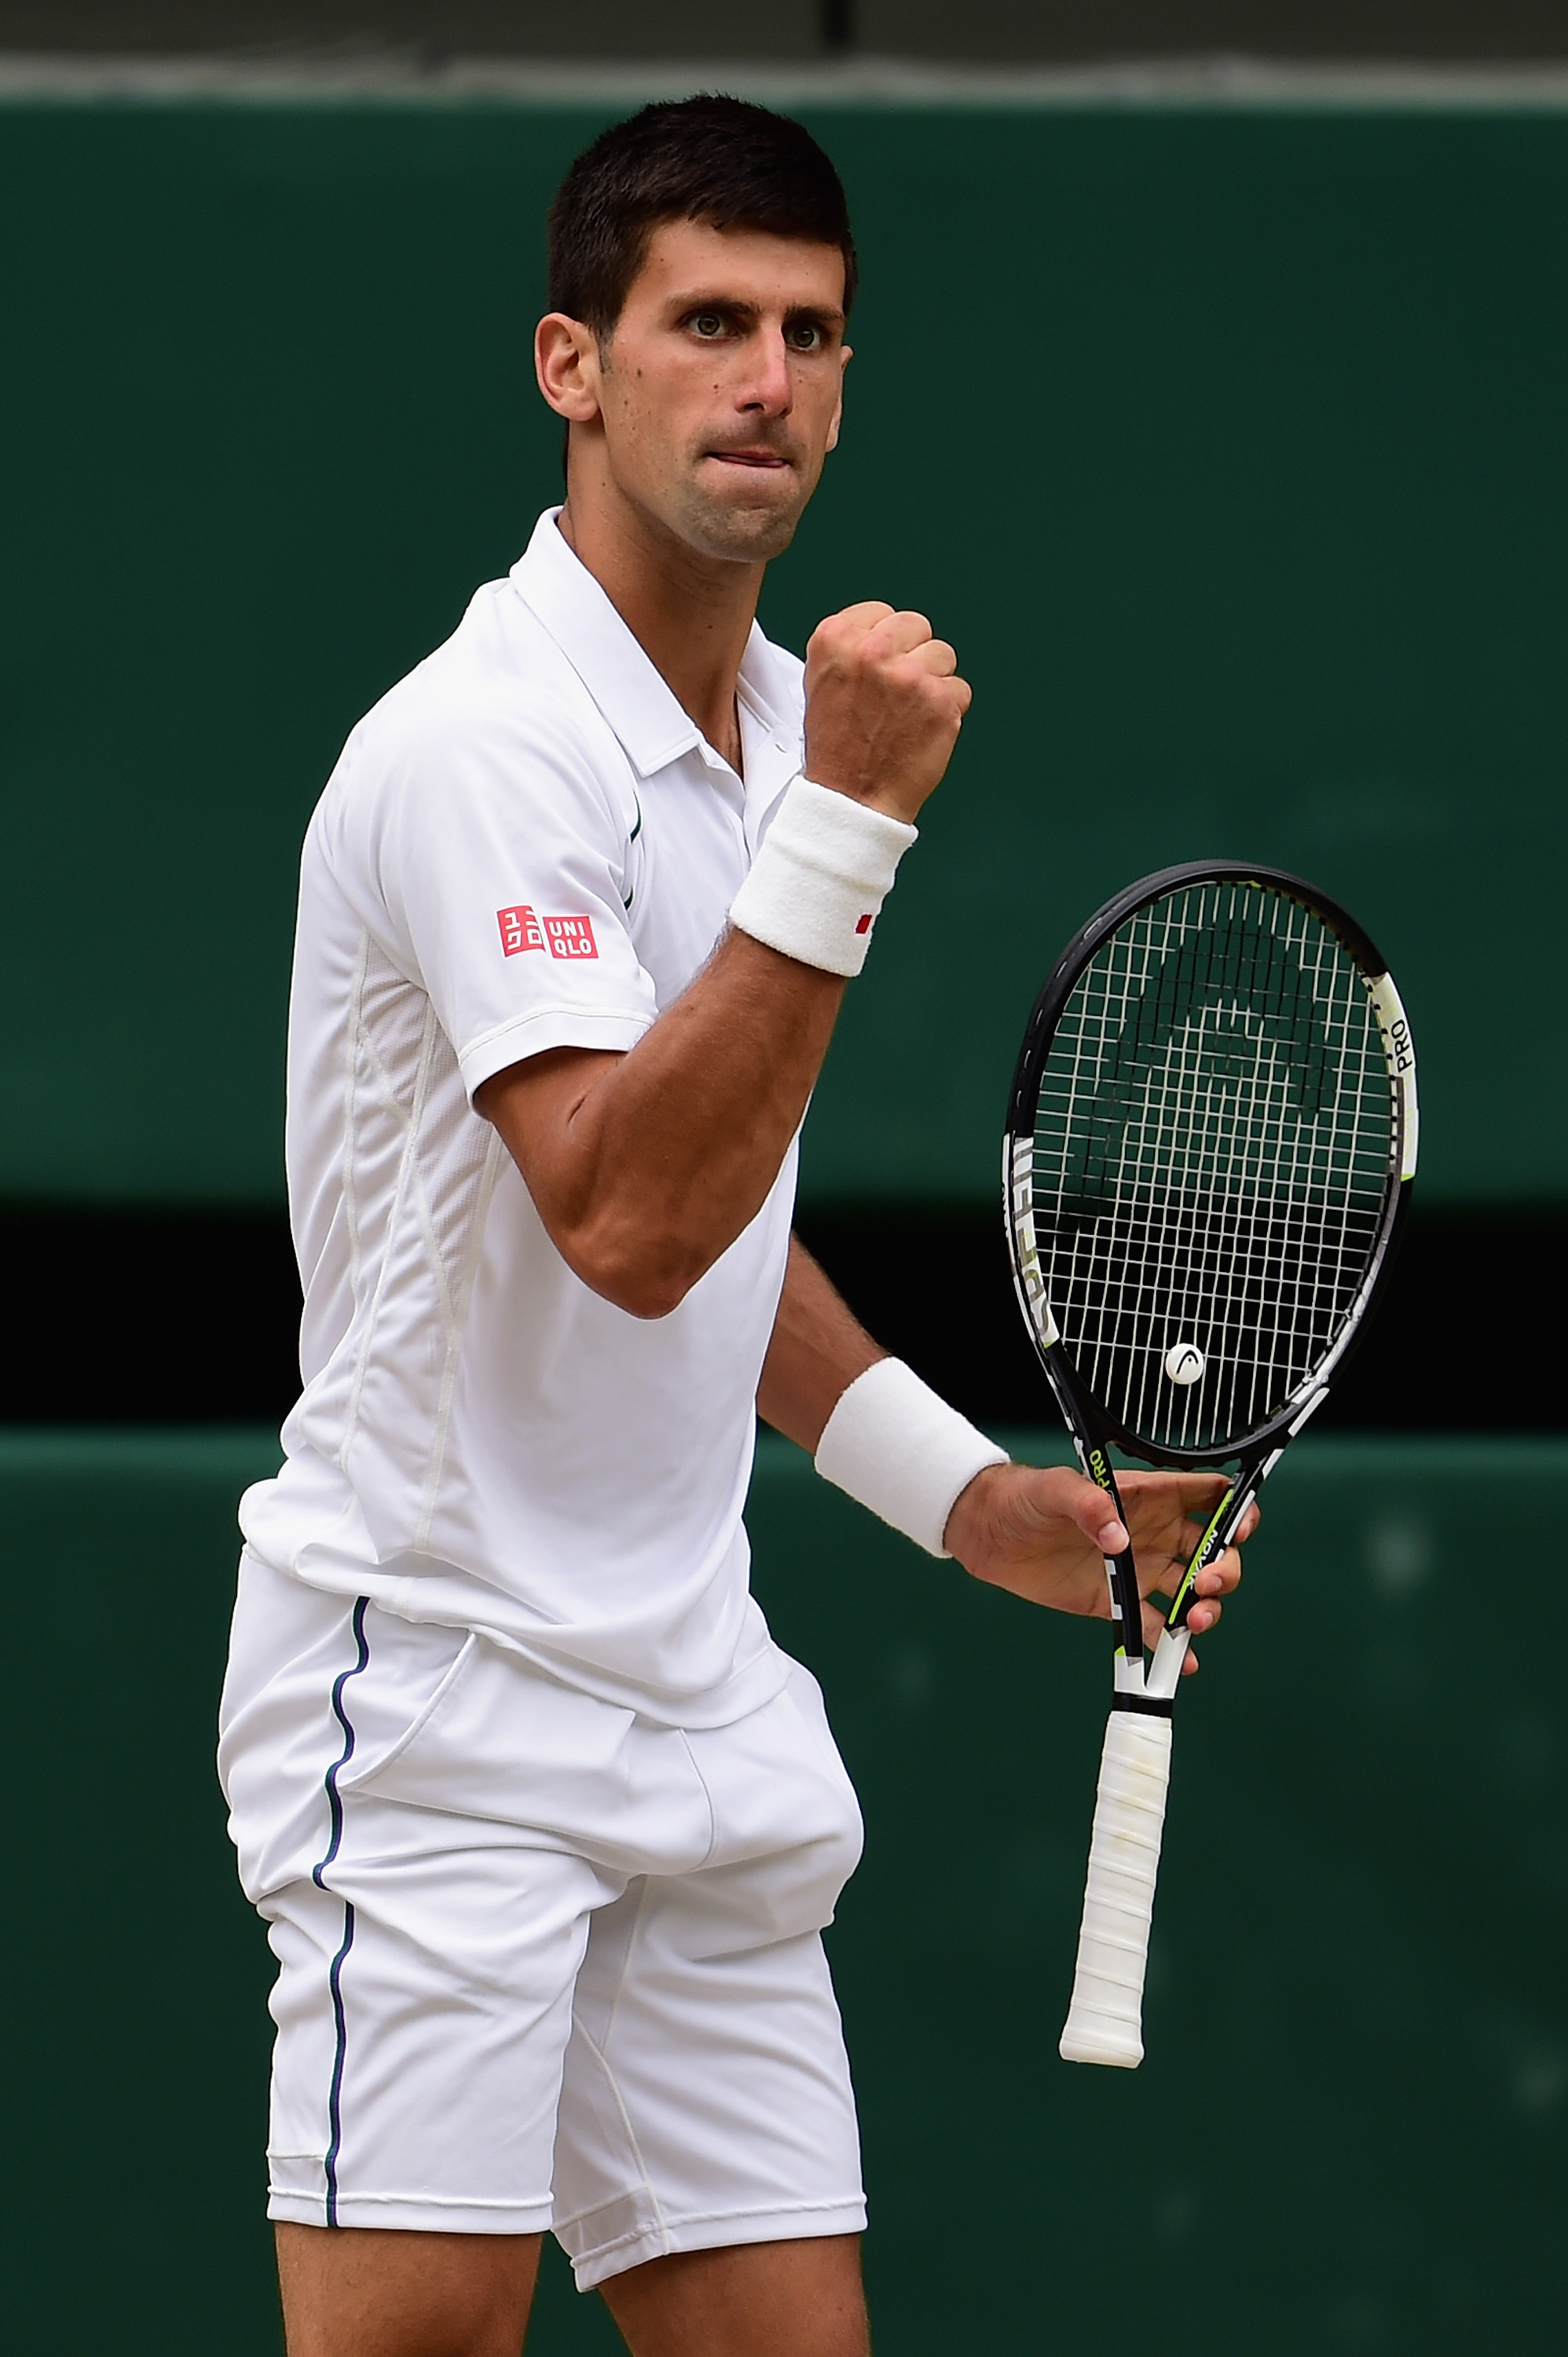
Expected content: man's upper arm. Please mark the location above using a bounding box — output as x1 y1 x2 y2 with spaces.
351 695 658 1103
475 1043 625 1214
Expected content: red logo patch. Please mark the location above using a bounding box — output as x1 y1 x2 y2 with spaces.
855 913 874 935
544 915 598 961
497 904 544 957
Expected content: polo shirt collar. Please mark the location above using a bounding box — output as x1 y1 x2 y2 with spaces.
509 509 795 782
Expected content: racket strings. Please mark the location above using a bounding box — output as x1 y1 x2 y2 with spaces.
1031 882 1394 1452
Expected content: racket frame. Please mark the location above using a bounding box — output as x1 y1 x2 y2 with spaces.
1006 858 1413 1453
1006 860 1415 1681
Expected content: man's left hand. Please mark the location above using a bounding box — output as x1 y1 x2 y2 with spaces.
942 1461 1257 1675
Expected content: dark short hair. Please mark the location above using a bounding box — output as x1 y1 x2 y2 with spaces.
547 94 857 339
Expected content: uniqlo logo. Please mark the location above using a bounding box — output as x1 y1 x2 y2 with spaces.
545 915 598 961
497 905 545 957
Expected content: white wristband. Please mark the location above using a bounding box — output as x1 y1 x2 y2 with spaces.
729 775 918 978
813 1358 1009 1557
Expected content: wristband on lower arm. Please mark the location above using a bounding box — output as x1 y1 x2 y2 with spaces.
729 776 918 978
812 1357 1009 1557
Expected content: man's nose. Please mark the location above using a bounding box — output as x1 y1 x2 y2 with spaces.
738 328 793 415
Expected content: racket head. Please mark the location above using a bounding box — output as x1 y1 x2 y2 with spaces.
1005 860 1417 1469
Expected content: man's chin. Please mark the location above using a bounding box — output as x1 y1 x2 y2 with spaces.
677 484 804 564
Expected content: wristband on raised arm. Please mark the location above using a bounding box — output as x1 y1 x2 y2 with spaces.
729 776 918 979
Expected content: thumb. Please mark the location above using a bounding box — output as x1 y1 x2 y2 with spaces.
1070 1475 1127 1556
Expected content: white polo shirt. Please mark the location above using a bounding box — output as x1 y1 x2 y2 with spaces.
240 510 806 1726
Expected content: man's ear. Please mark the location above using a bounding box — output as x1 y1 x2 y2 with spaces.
535 313 603 423
825 342 852 454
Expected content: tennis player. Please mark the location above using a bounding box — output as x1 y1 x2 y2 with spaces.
220 96 1250 2357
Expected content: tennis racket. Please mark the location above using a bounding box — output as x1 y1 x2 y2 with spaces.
1003 860 1417 2068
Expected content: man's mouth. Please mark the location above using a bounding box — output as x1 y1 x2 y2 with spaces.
705 447 793 471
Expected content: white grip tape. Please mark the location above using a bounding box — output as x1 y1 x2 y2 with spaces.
729 775 918 978
1058 1708 1173 2069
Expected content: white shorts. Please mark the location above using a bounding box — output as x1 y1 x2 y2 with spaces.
218 1553 867 2291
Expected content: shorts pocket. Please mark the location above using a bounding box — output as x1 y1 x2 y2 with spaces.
679 1670 866 1953
347 1634 650 1851
339 1628 478 1794
221 1577 471 1901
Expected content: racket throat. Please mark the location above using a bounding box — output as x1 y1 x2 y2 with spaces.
1111 1623 1182 1713
1105 1517 1189 1706
1104 1522 1181 1708
1142 1626 1189 1705
1090 1430 1197 1714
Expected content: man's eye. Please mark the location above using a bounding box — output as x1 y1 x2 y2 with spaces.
787 323 824 351
690 313 727 338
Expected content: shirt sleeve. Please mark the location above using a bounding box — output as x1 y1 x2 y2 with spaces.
332 690 658 1101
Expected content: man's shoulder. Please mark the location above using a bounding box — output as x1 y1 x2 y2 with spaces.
361 578 620 766
324 577 632 830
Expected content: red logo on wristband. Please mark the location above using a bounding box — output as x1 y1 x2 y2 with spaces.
855 913 874 935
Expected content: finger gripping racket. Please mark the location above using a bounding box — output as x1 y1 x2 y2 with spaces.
1003 862 1417 2068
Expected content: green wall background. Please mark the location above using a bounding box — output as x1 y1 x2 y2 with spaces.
6 97 1563 2357
3 1430 1563 2353
3 95 1566 1206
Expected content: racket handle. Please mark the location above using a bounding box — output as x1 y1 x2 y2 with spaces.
1059 1709 1173 2069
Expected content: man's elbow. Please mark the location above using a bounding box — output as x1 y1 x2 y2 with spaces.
566 1218 709 1321
599 1264 698 1321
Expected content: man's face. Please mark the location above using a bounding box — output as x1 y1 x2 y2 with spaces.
573 218 850 565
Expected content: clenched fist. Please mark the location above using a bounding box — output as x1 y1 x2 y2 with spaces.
803 601 972 824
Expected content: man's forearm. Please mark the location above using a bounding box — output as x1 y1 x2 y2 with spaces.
479 933 844 1318
757 1236 885 1453
479 601 970 1321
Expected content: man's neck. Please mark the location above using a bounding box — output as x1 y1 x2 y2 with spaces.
556 486 761 774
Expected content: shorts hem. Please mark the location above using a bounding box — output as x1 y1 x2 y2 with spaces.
562 2196 869 2292
268 2190 555 2235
